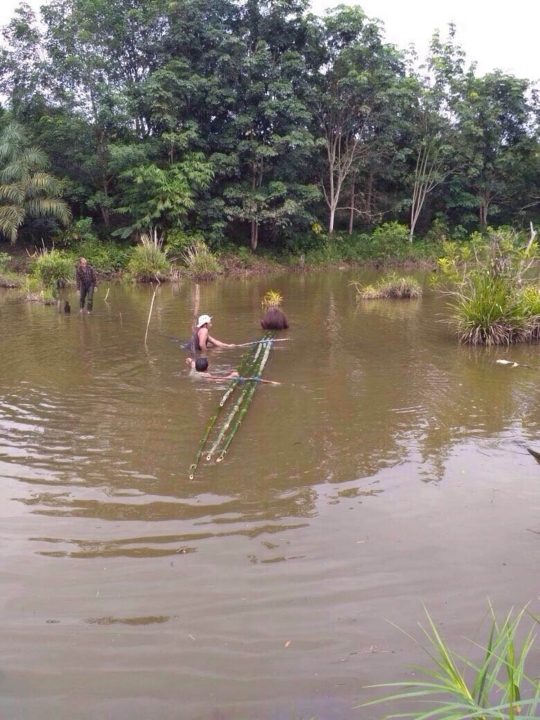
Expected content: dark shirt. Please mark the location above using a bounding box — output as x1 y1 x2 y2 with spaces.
75 264 97 290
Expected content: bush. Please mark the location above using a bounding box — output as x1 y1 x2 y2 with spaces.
75 239 130 273
31 248 74 289
127 233 170 282
181 240 221 281
435 230 540 345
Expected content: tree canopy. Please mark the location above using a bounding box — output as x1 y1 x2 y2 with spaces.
0 0 539 246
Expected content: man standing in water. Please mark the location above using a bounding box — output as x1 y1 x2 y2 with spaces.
75 257 97 313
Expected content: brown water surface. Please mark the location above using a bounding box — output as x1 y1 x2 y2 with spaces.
0 272 539 719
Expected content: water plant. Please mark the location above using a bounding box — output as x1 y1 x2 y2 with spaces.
352 272 423 300
261 289 283 308
126 232 170 282
435 229 540 345
181 240 221 281
359 603 539 720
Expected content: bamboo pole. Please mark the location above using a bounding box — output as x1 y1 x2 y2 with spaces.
216 338 273 463
234 338 289 348
206 341 268 461
188 337 268 479
144 285 158 345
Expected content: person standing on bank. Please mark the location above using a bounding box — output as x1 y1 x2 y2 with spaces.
193 314 235 351
75 257 97 313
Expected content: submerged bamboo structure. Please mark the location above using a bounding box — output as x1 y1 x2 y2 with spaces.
188 334 275 478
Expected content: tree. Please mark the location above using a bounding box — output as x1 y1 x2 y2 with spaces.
0 122 71 242
314 6 406 233
451 71 540 227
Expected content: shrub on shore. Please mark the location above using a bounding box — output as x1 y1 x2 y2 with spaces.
126 233 170 282
181 240 221 281
31 248 74 289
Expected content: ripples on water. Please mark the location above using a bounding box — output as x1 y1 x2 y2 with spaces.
1 277 539 720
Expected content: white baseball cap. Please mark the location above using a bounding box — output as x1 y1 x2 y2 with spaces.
197 314 212 327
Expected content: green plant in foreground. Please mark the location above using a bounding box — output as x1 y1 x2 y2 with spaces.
359 604 539 720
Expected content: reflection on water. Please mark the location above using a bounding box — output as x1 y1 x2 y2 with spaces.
0 274 539 720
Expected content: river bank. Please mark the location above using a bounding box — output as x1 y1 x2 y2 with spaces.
0 238 439 294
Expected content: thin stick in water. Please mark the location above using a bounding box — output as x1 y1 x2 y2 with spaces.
144 286 158 345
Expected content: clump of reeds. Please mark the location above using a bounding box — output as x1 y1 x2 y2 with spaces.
436 228 540 345
352 272 423 300
261 290 283 308
127 232 170 282
454 272 527 345
181 240 221 281
360 602 539 720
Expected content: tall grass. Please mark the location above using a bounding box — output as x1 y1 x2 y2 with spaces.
181 240 221 281
127 233 170 282
359 604 539 720
352 272 423 300
436 230 540 345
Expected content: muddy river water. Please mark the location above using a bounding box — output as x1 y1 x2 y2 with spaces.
0 270 538 720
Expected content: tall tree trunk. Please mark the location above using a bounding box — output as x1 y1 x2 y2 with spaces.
328 207 335 234
366 170 373 220
348 182 355 235
251 220 258 250
479 194 489 226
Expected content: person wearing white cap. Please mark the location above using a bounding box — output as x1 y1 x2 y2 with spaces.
192 314 236 351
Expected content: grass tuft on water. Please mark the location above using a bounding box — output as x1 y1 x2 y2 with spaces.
352 272 423 300
358 602 539 720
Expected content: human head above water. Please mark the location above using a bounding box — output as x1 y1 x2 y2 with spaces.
195 357 209 372
261 307 289 330
197 314 212 328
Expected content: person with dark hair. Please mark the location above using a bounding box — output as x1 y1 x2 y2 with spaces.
192 314 235 351
261 307 289 330
75 257 97 313
185 357 239 381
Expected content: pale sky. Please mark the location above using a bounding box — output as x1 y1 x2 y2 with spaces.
1 0 538 81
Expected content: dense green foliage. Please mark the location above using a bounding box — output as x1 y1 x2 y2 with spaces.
435 230 540 344
0 1 539 251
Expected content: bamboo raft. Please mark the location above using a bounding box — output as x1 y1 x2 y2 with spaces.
188 333 275 479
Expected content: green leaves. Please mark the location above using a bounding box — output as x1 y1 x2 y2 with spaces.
0 122 70 242
360 603 540 720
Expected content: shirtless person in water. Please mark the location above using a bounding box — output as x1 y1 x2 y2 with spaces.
193 314 235 351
